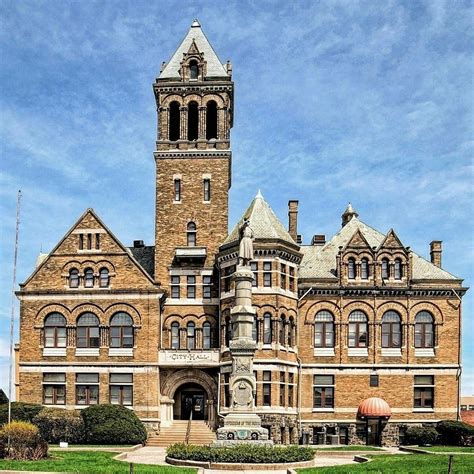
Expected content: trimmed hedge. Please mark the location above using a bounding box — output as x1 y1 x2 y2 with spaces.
0 421 48 460
0 402 43 426
436 420 474 447
405 426 439 446
166 443 314 463
33 407 85 443
81 404 146 445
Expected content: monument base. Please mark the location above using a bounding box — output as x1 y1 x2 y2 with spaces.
214 413 273 446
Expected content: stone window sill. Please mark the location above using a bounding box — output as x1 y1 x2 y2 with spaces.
109 348 133 356
413 408 434 412
414 348 435 357
75 348 100 357
381 348 402 357
314 348 335 357
348 348 368 357
312 408 334 412
43 348 66 356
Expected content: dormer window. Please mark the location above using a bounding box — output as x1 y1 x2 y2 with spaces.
348 258 356 279
361 258 369 279
381 258 389 279
189 60 198 80
394 258 403 280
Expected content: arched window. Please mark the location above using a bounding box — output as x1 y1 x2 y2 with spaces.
44 313 67 348
187 322 196 350
206 100 218 140
189 60 198 79
76 313 100 348
187 222 197 247
288 317 295 346
99 268 109 288
84 268 94 288
381 311 401 348
110 312 133 348
394 259 403 280
415 311 434 348
225 316 232 347
279 315 286 346
171 322 180 349
187 101 199 140
381 258 389 279
361 258 369 280
348 258 356 279
314 310 334 348
263 313 272 345
69 268 79 288
203 322 212 349
252 317 258 343
169 101 180 141
348 311 368 348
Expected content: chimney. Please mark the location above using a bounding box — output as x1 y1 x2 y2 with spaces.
430 241 442 267
133 240 145 248
311 234 326 246
288 200 299 242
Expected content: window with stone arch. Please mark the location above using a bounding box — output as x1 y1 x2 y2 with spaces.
288 316 295 347
44 313 67 348
348 310 368 348
206 100 218 140
279 315 286 346
169 101 180 141
170 322 180 349
187 221 197 246
394 258 403 280
76 313 100 348
187 321 196 350
415 311 434 348
187 101 199 140
110 312 134 348
263 313 272 344
361 258 369 280
99 268 109 288
314 310 334 348
203 321 212 349
348 258 356 279
69 268 79 288
84 268 94 288
381 310 401 348
189 59 199 80
381 258 389 279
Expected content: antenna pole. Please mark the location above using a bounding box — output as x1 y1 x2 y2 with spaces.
8 190 22 426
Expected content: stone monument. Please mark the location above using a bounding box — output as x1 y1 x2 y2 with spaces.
215 219 271 444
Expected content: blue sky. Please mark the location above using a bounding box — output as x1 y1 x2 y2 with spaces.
0 0 473 398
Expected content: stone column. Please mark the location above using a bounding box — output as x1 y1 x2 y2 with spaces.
180 106 187 140
199 106 206 139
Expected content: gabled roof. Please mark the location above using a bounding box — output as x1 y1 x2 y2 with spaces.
300 215 460 281
223 190 296 247
159 19 228 80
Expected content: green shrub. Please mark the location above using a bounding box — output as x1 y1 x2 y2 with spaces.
166 443 314 463
0 389 8 405
0 421 48 460
33 408 85 444
81 404 146 445
436 420 474 446
404 426 439 446
0 402 43 426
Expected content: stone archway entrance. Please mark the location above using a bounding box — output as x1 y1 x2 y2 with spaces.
160 369 218 428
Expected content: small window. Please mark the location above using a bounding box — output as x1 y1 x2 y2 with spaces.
69 268 80 288
171 322 180 349
109 373 133 406
110 312 134 348
280 372 286 407
394 259 403 280
203 179 211 201
187 222 197 247
206 100 218 140
189 60 198 79
289 266 295 292
84 268 94 288
187 101 199 140
263 371 271 406
251 261 258 287
187 322 196 350
361 258 369 279
313 375 334 408
381 258 389 279
263 313 272 344
370 374 379 387
203 322 212 349
171 275 180 299
87 233 92 250
414 375 434 409
79 234 84 250
348 258 356 279
169 101 180 141
76 373 99 405
95 233 100 250
43 373 66 405
187 275 196 299
279 316 286 346
99 268 109 288
174 179 181 201
263 262 272 287
203 275 212 299
280 264 287 290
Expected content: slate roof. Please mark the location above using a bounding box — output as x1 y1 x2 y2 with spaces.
300 216 460 281
128 246 155 279
223 191 296 246
159 20 229 80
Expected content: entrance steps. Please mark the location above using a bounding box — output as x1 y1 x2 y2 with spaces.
147 420 216 447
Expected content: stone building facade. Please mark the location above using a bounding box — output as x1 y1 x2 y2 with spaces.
15 20 467 446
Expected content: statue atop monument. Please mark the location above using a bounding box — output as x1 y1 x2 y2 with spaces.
238 218 254 266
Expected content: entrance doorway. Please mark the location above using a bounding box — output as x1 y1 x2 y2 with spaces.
173 383 207 421
366 418 382 446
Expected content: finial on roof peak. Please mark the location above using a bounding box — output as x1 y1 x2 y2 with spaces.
255 189 264 199
341 202 359 227
191 19 201 27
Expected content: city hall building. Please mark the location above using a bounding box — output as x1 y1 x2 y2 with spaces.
15 21 467 446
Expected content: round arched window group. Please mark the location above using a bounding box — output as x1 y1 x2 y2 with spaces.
170 321 213 350
347 257 404 280
313 310 435 349
68 268 109 289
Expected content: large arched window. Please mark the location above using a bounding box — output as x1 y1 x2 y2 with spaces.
187 101 199 140
252 317 258 343
263 313 272 345
348 311 368 348
171 322 180 349
381 311 401 348
44 313 67 348
203 322 212 349
361 258 369 280
99 268 109 288
189 60 198 79
187 222 197 247
69 268 79 288
110 313 133 348
279 315 286 346
84 268 94 288
206 100 218 140
187 322 196 350
381 258 389 279
348 258 356 279
394 259 403 280
415 311 434 348
76 313 100 348
169 101 180 141
314 311 334 348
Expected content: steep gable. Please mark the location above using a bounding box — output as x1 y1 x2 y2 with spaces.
377 229 406 252
343 228 373 252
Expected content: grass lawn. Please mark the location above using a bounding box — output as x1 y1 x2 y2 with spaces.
421 446 474 453
313 446 383 451
0 451 196 473
297 454 474 473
